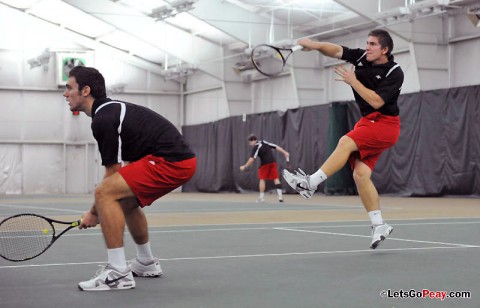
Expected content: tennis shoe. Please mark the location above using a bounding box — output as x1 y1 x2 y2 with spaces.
370 223 393 249
282 168 317 199
256 197 265 203
129 258 163 277
78 264 135 291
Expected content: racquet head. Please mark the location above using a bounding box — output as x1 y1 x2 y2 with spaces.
0 214 80 262
250 44 302 77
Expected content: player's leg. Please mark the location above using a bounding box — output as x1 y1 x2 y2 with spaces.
95 172 135 249
122 198 163 277
122 198 148 245
352 160 393 249
319 136 358 177
352 160 379 212
273 178 284 202
79 173 136 291
258 179 266 202
283 135 358 198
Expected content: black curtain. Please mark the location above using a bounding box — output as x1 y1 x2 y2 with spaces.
182 105 330 193
183 84 480 196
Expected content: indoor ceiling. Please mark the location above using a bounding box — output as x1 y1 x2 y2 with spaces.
0 0 479 82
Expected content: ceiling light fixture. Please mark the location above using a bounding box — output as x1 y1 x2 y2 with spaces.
27 48 53 71
162 63 196 83
150 0 197 21
467 7 480 27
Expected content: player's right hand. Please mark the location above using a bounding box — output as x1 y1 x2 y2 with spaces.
79 210 99 229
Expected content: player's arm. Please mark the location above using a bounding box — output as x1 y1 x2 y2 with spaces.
275 146 290 162
297 38 343 59
240 157 255 171
350 79 385 109
335 66 385 109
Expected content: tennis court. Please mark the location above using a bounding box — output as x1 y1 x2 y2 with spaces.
1 193 478 308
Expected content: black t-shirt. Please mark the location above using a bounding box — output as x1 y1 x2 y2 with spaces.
91 98 195 166
250 140 277 166
341 46 404 116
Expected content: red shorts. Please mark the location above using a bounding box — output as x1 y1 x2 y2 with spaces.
118 155 196 207
258 162 279 180
346 112 400 171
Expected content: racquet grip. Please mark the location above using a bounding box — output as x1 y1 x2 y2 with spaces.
291 45 303 52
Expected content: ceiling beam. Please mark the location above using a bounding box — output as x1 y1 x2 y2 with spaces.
0 2 167 76
189 0 304 47
63 0 223 80
333 0 412 42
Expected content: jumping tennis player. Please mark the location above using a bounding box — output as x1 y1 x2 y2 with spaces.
283 29 404 249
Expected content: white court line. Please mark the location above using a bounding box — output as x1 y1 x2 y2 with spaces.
138 216 480 229
39 219 480 238
144 220 480 231
145 207 363 213
1 245 479 270
275 227 479 248
0 204 83 214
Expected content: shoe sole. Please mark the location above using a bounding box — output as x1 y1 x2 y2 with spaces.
132 271 163 278
370 227 393 249
282 170 297 190
78 282 136 291
299 190 313 199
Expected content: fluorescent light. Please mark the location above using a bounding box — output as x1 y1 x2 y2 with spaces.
116 0 169 14
150 0 197 21
27 0 115 38
0 0 39 9
167 12 216 35
100 30 167 63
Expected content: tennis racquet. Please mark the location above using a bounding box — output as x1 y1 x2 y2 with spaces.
251 44 303 77
0 213 81 262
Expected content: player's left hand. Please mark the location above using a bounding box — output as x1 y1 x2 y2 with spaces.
334 65 356 85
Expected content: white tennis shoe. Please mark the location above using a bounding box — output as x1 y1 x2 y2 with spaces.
129 258 163 277
256 197 265 203
78 264 135 291
370 223 393 249
282 168 317 199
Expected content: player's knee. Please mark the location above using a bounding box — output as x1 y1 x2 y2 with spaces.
94 184 111 204
337 136 356 152
352 166 371 184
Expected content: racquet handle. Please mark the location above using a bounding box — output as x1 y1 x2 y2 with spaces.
291 45 303 52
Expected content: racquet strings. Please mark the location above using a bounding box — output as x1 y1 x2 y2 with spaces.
251 45 286 76
0 215 54 261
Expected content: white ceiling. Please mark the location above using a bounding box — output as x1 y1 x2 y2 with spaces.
0 0 479 81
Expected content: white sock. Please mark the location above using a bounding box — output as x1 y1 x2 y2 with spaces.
309 169 327 187
259 192 265 199
136 242 154 262
107 247 127 272
368 210 384 226
276 189 283 199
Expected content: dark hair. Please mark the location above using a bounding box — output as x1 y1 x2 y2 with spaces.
68 66 107 99
368 29 394 56
247 134 257 142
